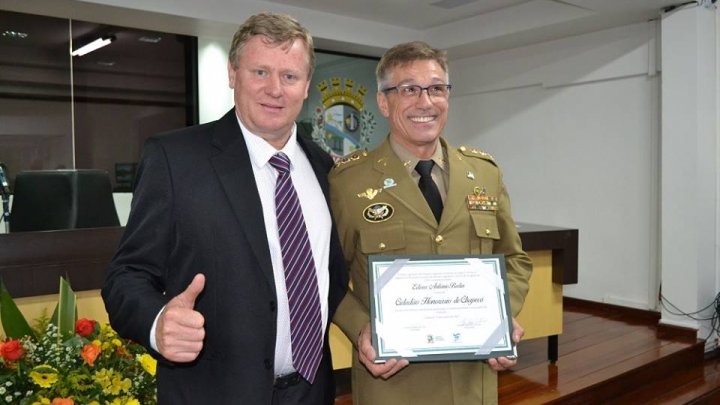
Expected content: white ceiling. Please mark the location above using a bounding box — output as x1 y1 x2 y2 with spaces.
0 0 703 59
261 0 680 30
259 0 684 57
266 0 535 30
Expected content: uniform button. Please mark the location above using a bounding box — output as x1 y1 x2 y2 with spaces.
485 228 491 236
378 242 386 250
264 358 272 369
269 301 276 312
435 235 444 244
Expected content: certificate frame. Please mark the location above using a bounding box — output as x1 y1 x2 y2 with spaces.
368 254 515 363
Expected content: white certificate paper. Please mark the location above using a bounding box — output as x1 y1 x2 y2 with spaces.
369 254 515 362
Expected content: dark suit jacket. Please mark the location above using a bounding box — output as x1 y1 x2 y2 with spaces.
102 109 348 404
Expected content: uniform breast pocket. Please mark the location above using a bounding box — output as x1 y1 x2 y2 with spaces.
358 222 407 254
470 213 500 254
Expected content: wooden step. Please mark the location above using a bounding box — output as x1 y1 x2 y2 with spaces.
500 299 704 404
334 298 718 405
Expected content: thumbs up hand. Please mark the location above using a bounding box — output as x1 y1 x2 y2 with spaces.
156 274 206 362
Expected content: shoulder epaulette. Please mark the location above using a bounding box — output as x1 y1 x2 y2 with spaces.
458 146 496 165
333 150 368 170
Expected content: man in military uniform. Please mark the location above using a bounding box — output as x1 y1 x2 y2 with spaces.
330 41 533 405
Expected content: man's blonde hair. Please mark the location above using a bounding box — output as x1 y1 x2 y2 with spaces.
229 12 315 78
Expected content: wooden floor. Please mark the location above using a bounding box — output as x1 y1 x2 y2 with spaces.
335 298 720 404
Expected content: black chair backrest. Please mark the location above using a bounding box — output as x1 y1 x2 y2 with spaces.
9 169 120 232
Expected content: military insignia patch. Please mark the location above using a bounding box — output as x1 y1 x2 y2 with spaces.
466 186 498 211
363 203 394 223
335 151 367 168
357 188 382 200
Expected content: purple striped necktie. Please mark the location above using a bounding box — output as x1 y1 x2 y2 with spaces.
269 152 323 383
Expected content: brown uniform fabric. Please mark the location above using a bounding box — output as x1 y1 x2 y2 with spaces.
329 137 532 405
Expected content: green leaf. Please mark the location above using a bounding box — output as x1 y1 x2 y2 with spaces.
0 280 36 340
55 277 77 339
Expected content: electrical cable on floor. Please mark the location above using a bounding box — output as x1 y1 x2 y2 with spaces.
660 291 720 341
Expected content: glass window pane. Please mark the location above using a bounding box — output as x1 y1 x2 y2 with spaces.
0 11 73 184
71 20 195 191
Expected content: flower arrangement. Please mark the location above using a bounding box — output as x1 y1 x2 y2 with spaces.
0 278 157 405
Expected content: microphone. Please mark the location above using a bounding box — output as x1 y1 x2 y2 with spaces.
0 164 9 196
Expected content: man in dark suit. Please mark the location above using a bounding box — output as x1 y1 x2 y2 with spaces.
102 13 348 405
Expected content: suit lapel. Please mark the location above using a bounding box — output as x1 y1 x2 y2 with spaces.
373 140 437 228
208 110 275 288
298 135 330 203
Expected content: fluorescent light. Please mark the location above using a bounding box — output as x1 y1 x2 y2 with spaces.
2 30 28 39
138 36 162 43
71 36 114 57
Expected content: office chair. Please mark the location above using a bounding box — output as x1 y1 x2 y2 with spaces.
9 169 120 232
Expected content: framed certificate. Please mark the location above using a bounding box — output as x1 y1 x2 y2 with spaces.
368 254 515 362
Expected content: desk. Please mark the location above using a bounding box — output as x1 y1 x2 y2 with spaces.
515 223 578 363
0 223 578 365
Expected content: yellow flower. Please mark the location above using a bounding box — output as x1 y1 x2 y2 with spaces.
88 402 100 405
110 376 132 395
108 398 138 405
29 365 59 388
91 339 101 348
100 323 117 337
108 397 140 405
138 353 157 376
31 398 51 405
112 338 122 347
95 368 132 395
94 368 112 390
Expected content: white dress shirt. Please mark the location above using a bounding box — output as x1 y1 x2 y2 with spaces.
237 117 331 376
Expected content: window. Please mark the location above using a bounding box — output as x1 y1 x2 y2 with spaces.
0 10 197 191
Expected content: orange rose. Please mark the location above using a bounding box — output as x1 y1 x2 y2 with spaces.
75 318 97 337
81 343 101 367
0 339 24 362
51 398 74 405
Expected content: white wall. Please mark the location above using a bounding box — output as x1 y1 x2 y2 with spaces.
659 6 719 342
445 22 660 308
198 37 234 124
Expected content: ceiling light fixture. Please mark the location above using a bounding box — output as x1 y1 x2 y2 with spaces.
71 35 115 57
2 30 28 39
138 36 162 43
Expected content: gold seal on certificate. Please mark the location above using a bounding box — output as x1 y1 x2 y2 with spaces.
368 254 516 362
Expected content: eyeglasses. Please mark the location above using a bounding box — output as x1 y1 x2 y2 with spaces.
381 84 452 99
